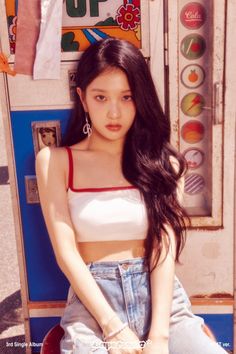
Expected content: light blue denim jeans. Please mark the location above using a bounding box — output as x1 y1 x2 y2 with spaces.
60 257 227 354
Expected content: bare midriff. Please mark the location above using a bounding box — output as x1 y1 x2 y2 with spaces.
77 239 146 264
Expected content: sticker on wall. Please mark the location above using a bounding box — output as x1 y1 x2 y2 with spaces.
183 148 205 169
31 120 62 156
180 34 206 60
184 173 205 195
181 92 205 117
181 120 205 144
181 64 205 89
25 176 40 204
68 70 77 101
180 2 207 30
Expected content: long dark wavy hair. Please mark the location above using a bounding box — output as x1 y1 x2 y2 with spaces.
63 38 188 272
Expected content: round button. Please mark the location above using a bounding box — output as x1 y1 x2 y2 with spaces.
181 64 205 89
180 34 206 60
181 92 205 117
185 173 205 195
181 120 205 144
183 148 205 169
121 263 130 270
180 2 207 30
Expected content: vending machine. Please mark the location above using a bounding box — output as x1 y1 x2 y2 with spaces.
0 1 235 353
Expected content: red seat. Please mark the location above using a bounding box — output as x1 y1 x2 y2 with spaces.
40 324 64 354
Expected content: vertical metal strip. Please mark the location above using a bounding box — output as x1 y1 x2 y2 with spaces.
0 2 32 350
0 73 31 351
163 0 169 117
234 112 236 354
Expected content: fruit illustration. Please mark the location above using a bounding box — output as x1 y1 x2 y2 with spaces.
181 35 206 59
181 65 205 88
191 42 201 52
181 121 205 144
188 70 198 82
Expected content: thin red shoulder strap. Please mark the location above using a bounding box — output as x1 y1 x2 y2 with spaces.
65 146 73 190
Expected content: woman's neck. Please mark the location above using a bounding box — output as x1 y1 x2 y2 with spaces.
85 133 124 156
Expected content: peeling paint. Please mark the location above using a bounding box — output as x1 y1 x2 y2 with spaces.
191 293 233 299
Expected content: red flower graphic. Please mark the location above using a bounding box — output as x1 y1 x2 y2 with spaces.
9 16 17 42
116 4 140 31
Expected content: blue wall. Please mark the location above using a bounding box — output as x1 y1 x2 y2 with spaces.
11 110 71 301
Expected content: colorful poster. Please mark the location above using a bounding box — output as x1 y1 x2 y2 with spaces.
5 0 142 54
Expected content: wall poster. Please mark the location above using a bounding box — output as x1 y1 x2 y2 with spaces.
5 0 147 55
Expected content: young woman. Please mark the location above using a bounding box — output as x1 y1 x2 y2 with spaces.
36 38 227 354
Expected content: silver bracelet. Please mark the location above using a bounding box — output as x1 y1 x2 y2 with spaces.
104 322 128 341
103 314 117 330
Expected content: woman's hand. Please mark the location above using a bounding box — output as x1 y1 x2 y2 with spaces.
101 315 142 353
142 337 169 354
105 326 142 354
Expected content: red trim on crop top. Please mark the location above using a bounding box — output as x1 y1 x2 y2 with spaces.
65 146 74 190
65 146 137 192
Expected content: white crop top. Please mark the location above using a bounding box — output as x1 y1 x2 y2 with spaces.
65 147 148 242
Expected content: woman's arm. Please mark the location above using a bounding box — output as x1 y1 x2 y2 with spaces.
36 147 123 333
142 229 176 354
144 161 185 353
147 225 176 342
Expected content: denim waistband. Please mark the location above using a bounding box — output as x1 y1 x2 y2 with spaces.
86 257 149 277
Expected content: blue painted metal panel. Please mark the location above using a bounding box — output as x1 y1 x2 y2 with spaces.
199 314 233 352
10 110 71 301
30 317 61 353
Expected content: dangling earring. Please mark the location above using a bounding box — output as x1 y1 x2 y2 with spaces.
83 112 92 137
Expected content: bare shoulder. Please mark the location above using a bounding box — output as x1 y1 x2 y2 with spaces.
36 146 67 166
35 146 69 182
